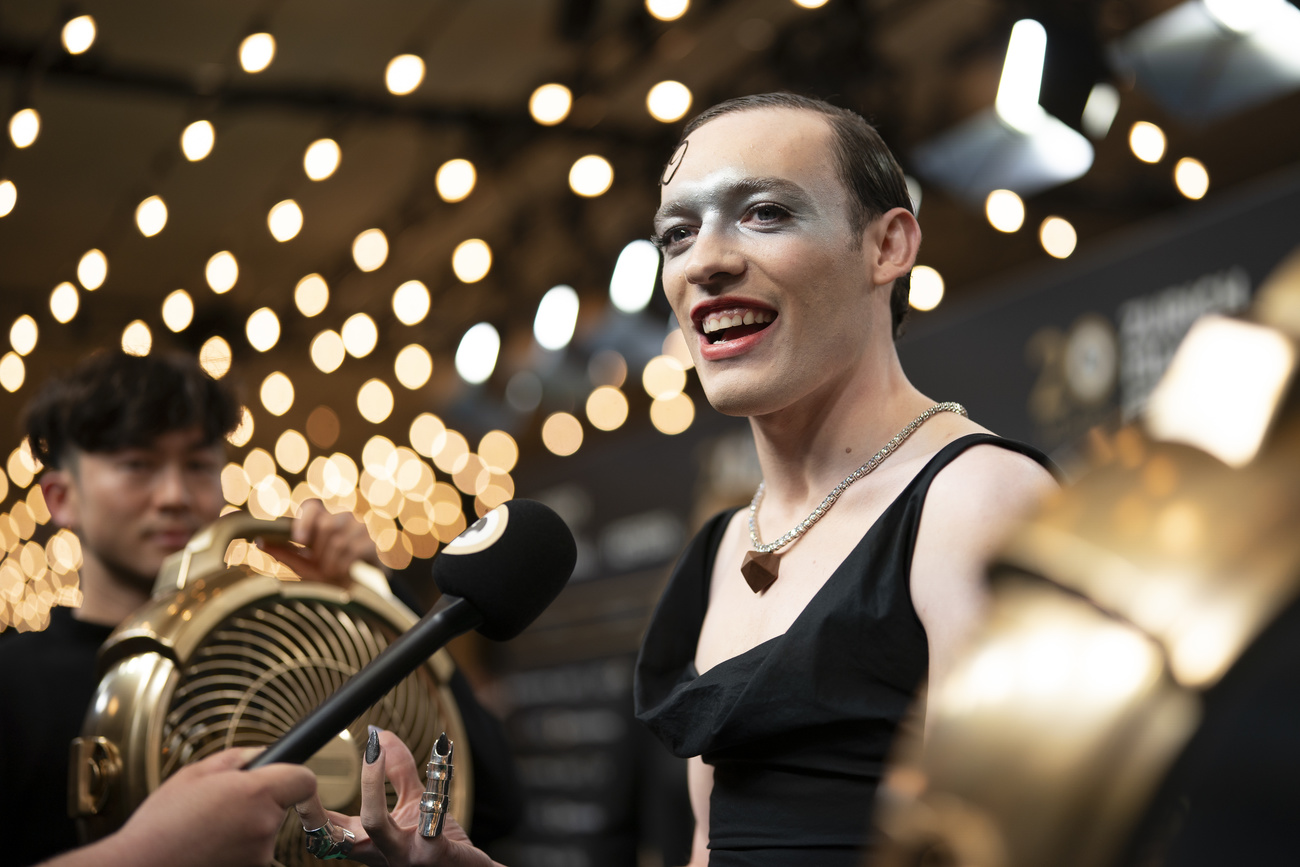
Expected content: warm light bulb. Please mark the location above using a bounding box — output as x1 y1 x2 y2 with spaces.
303 138 340 180
1174 157 1210 200
1039 216 1077 259
181 120 215 161
295 274 329 317
791 0 829 7
10 315 38 356
261 372 294 416
395 344 433 389
529 83 573 126
541 412 583 456
586 386 629 431
985 189 1025 233
451 239 492 283
61 15 96 54
135 195 167 237
650 393 695 434
455 323 500 385
341 313 379 358
121 320 152 357
206 251 238 293
267 199 303 241
310 330 346 373
435 159 476 202
909 265 945 311
246 307 281 351
78 249 107 290
533 284 579 350
392 280 431 325
0 180 16 217
646 0 690 21
0 352 24 393
610 239 660 313
239 32 275 73
352 228 388 272
569 155 614 197
357 379 395 423
646 81 692 122
385 54 425 95
1129 121 1166 163
162 289 194 332
49 283 79 323
9 109 39 149
199 336 232 379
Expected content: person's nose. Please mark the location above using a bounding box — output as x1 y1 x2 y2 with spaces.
153 462 194 510
682 225 745 289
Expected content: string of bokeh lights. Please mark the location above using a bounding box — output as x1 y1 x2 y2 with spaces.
0 0 1219 631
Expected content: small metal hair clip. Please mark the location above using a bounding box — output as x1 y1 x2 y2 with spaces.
660 140 689 185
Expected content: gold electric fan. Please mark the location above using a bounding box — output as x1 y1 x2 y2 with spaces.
69 512 472 867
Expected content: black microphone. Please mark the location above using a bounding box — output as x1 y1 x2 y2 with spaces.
246 498 575 769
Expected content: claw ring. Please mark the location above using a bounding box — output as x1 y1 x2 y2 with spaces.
305 820 355 860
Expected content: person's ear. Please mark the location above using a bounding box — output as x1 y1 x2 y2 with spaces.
866 207 921 288
41 469 80 530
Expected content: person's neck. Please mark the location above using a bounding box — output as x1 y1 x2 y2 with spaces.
749 349 930 513
73 556 151 628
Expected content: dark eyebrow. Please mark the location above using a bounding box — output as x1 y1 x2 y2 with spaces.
653 177 812 227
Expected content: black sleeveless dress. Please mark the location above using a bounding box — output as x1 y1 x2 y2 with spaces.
635 434 1055 866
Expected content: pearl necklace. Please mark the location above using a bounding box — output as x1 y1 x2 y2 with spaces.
740 401 967 593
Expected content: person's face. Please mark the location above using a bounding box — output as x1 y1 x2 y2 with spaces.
46 427 225 592
654 107 882 418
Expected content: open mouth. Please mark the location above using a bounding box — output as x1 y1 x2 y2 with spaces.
700 307 776 344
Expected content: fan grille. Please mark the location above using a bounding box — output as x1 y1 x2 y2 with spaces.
161 596 450 867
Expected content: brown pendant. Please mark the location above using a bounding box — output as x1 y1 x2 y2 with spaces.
740 550 781 594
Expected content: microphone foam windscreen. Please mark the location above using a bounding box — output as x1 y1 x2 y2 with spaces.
432 498 577 641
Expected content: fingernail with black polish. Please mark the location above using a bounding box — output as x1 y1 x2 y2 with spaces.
365 728 380 764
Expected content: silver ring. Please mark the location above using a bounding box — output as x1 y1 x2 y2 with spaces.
304 820 355 860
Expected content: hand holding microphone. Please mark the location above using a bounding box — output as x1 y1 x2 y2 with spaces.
247 497 576 770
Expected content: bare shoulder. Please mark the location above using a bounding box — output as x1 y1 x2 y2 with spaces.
925 438 1059 526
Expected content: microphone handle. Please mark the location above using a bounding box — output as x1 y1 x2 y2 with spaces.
245 597 484 769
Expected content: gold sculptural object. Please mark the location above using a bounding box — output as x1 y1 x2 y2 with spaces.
71 512 471 867
871 245 1300 867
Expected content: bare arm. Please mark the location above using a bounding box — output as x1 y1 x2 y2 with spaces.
685 756 713 867
910 445 1057 726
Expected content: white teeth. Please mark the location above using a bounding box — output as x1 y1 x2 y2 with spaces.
702 309 773 333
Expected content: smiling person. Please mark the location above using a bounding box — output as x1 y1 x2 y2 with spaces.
632 93 1059 866
0 349 384 866
300 93 1058 867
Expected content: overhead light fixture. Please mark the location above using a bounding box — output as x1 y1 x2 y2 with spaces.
452 239 492 283
647 81 693 123
181 120 215 161
1110 0 1300 122
239 32 276 73
1039 216 1078 258
0 179 14 217
909 266 944 311
341 313 379 358
352 228 388 272
267 199 303 241
1081 83 1121 139
985 190 1025 233
385 54 425 95
162 289 194 332
10 315 38 356
392 280 431 325
246 307 281 351
50 282 79 323
9 109 39 148
135 196 168 237
435 159 476 202
121 320 152 357
62 15 96 54
913 18 1093 205
569 155 614 197
455 323 500 385
1129 121 1166 163
78 249 107 290
534 284 580 350
1175 157 1210 199
610 239 660 312
529 84 572 125
206 251 238 293
303 138 340 180
295 274 329 317
995 19 1049 134
646 0 689 22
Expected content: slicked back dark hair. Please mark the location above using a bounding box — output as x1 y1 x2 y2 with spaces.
23 350 241 470
675 92 916 338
